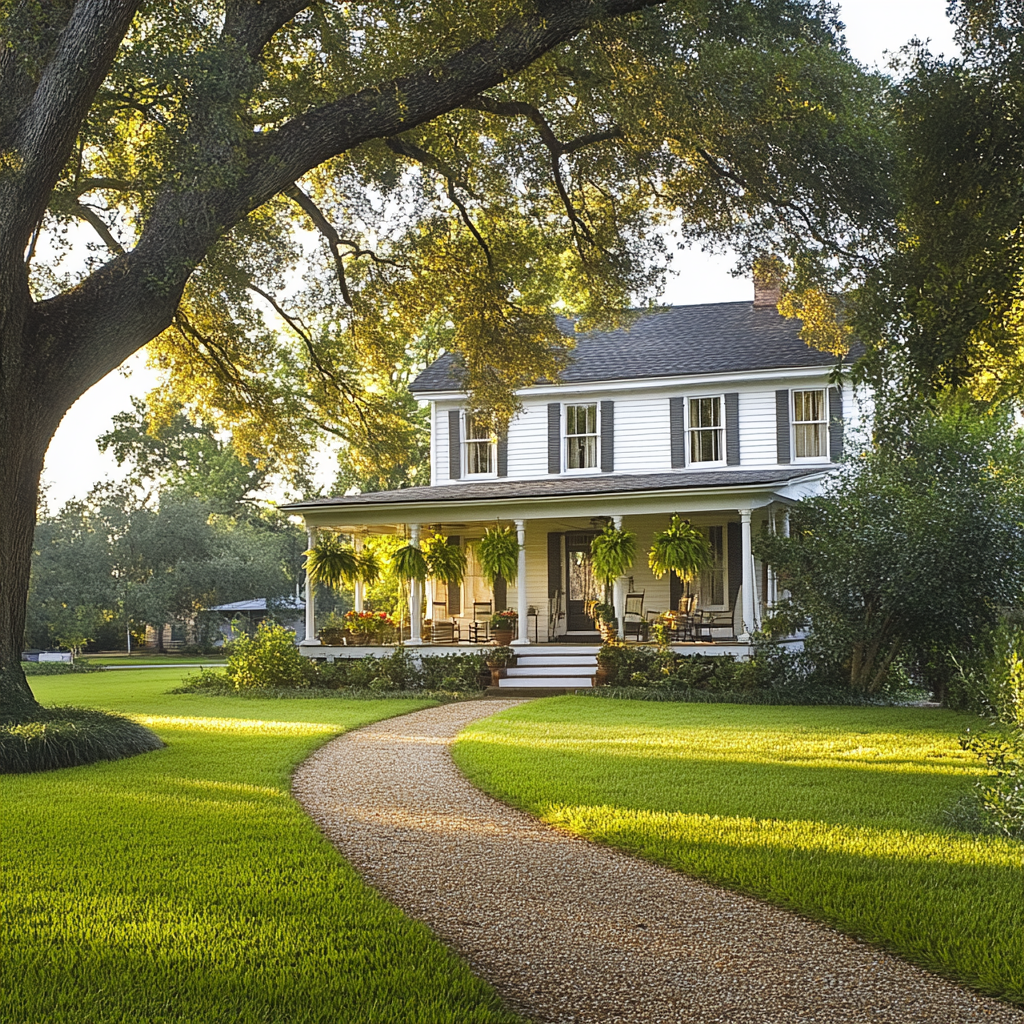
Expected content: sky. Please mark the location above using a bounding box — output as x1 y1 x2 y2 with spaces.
39 1 960 509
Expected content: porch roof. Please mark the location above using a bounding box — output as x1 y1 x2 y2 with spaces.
281 467 823 521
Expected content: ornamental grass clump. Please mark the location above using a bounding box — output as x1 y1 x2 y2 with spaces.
0 706 163 773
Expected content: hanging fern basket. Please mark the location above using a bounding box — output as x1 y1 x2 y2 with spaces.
648 515 713 583
477 526 519 586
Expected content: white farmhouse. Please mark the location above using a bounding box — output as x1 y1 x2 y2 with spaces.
284 279 862 684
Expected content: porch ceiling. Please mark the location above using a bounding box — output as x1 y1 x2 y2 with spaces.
282 468 827 529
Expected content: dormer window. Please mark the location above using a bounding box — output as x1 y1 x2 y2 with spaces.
688 396 724 464
463 413 496 475
792 390 828 460
565 403 599 470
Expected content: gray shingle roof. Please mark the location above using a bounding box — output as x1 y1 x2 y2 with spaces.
410 301 852 393
280 468 821 513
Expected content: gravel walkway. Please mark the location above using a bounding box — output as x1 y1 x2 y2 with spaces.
293 701 1024 1024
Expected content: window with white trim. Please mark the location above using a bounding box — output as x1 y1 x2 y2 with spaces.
688 396 724 464
792 389 828 460
463 413 495 475
565 403 599 470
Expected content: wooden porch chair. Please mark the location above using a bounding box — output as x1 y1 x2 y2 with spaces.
429 600 459 644
623 592 647 641
468 601 492 643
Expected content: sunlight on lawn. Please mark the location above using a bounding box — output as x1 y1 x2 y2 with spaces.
454 697 1024 1005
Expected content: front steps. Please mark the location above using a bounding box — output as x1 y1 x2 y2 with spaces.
496 648 597 690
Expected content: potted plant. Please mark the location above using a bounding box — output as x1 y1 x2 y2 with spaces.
318 611 348 646
490 608 518 645
589 602 618 643
595 643 620 685
477 525 519 586
422 533 468 588
484 644 515 685
590 522 636 597
305 533 381 591
648 515 714 585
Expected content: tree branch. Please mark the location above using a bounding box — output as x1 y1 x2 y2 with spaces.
283 184 353 305
71 201 126 255
222 0 312 59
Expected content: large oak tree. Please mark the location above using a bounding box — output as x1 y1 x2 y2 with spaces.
0 0 887 716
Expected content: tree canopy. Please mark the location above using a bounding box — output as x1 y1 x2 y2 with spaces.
0 0 891 715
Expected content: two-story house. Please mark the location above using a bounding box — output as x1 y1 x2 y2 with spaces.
284 278 862 663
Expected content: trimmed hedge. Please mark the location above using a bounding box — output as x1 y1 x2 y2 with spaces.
1 706 164 773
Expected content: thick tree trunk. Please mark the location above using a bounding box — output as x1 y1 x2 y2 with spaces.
0 395 53 718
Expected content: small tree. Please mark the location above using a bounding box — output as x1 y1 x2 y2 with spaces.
758 403 1024 696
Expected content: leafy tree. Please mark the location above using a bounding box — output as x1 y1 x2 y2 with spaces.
0 0 889 714
757 402 1024 697
97 398 273 512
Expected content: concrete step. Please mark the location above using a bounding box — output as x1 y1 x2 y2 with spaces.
498 675 594 688
504 665 596 678
483 685 593 697
514 654 597 667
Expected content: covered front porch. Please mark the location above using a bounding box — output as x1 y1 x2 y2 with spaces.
282 468 824 672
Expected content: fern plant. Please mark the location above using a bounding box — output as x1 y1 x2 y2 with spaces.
648 515 713 583
422 535 468 585
390 544 429 582
477 526 519 586
304 534 359 591
590 524 636 589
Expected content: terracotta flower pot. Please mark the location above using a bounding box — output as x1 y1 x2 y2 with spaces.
492 629 514 646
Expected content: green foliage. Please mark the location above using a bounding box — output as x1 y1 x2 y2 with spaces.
21 661 102 675
757 402 1024 695
590 524 636 587
304 533 359 591
0 706 163 773
477 527 518 587
227 622 315 690
390 544 428 583
422 534 468 586
455 699 1024 1003
648 516 713 583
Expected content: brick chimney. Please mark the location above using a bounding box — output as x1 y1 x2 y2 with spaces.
752 267 782 309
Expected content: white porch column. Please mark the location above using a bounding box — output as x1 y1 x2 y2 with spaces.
406 524 423 646
766 508 776 609
611 514 626 639
300 526 320 645
739 509 755 642
512 519 530 646
353 534 365 613
781 507 792 603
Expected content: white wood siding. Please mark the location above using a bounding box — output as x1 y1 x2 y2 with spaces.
433 402 452 484
737 390 777 467
506 402 549 479
614 397 672 473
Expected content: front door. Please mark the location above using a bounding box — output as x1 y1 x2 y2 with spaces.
565 532 599 633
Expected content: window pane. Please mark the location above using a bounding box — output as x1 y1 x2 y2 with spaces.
794 423 826 459
689 397 720 428
566 404 597 435
567 434 598 469
466 440 492 474
690 429 721 463
793 390 824 423
465 414 491 441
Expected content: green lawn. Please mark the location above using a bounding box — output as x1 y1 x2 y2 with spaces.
1 669 517 1024
453 697 1024 1004
78 654 227 666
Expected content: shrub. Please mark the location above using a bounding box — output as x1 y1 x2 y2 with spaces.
0 707 164 773
227 622 316 690
420 652 488 691
171 669 231 693
22 661 101 675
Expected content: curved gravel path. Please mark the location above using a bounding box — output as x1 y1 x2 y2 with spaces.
293 701 1024 1024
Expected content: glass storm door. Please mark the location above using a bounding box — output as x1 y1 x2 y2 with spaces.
565 532 599 632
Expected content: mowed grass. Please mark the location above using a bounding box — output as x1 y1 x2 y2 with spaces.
1 669 517 1024
453 697 1024 1004
78 655 227 666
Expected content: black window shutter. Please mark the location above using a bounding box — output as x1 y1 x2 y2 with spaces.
447 536 461 615
547 532 562 599
725 393 740 466
493 575 507 612
670 397 686 468
828 386 844 462
448 410 461 479
547 403 561 474
775 390 791 464
727 521 742 611
600 400 614 472
497 433 508 477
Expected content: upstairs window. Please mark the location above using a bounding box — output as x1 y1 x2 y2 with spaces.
792 390 827 460
688 396 724 464
463 413 495 475
565 404 598 470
